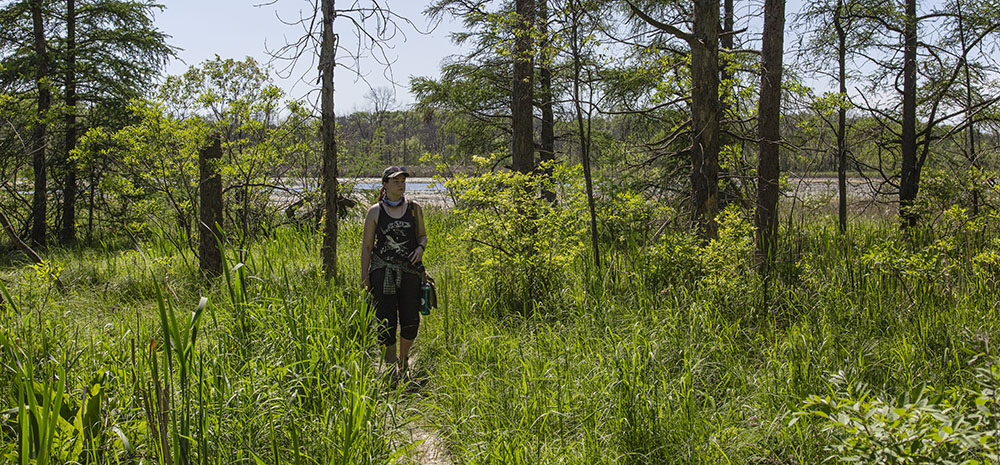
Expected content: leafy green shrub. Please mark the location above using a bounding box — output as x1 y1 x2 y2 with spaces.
920 167 1000 220
595 187 672 252
796 367 1000 464
445 164 587 315
638 205 757 300
642 230 703 291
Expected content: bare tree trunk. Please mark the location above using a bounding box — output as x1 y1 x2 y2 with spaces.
512 0 535 174
570 0 600 269
754 0 785 273
899 0 919 228
690 0 721 239
718 0 738 209
30 0 50 248
538 0 555 201
199 136 224 277
320 0 340 281
956 0 979 216
61 0 78 245
835 0 848 233
721 0 734 103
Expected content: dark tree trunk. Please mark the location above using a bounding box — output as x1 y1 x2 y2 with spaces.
721 0 734 98
512 0 535 174
60 0 78 245
538 0 555 200
690 0 721 239
199 136 224 277
30 0 50 248
570 0 600 269
320 0 340 281
956 0 979 216
754 0 785 273
899 0 918 228
717 0 737 209
835 0 848 233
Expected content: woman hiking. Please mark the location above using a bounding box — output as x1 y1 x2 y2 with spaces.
361 166 427 383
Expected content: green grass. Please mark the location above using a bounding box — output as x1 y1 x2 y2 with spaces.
1 204 999 464
0 221 396 464
408 208 1000 464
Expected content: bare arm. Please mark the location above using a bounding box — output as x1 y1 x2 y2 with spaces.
361 204 379 288
409 202 428 265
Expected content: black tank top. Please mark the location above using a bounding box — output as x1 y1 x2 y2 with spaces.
373 201 418 265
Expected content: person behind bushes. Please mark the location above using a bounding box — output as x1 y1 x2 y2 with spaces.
360 166 427 382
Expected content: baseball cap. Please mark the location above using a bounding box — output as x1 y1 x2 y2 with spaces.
382 166 409 182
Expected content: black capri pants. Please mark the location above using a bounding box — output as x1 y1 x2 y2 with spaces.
369 268 421 346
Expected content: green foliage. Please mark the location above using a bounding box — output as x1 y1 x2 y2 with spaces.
75 57 312 247
640 205 756 300
921 167 1000 218
0 225 392 464
798 367 1000 464
76 98 205 240
446 164 588 315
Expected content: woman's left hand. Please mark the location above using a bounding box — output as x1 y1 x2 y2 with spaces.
409 246 424 265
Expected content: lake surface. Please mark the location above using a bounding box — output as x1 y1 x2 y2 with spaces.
344 178 446 192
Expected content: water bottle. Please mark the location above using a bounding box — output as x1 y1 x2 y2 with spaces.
415 261 431 315
420 283 432 315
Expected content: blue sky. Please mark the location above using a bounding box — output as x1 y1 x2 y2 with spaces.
156 0 461 112
156 0 855 114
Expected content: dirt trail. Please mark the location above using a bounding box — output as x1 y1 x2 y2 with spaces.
406 425 451 465
381 352 453 465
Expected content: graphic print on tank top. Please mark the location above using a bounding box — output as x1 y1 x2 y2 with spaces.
374 202 417 265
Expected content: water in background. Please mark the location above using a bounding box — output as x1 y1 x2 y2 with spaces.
348 180 446 192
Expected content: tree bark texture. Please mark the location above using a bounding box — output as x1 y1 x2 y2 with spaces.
320 0 340 281
754 0 785 273
199 135 224 277
61 0 78 245
899 0 919 228
512 0 535 174
30 0 50 248
690 0 721 239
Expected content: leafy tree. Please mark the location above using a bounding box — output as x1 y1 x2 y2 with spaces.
566 0 604 268
0 0 175 245
848 0 1000 227
76 57 309 255
417 0 532 170
628 0 722 239
55 0 174 244
158 57 309 250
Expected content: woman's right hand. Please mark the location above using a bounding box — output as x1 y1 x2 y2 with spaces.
362 277 370 290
